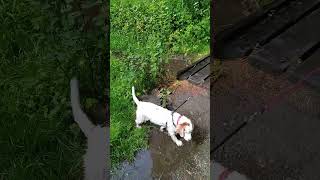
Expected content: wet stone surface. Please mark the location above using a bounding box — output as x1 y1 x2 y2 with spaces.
212 60 320 179
111 81 210 179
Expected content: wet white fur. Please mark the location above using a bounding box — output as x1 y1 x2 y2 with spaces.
132 86 193 146
70 78 109 180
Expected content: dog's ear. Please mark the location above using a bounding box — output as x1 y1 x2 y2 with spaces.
176 123 189 137
181 122 190 126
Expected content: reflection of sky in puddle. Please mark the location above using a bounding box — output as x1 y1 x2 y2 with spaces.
111 150 153 180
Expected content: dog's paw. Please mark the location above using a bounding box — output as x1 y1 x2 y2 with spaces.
176 140 183 146
136 125 142 128
184 136 191 141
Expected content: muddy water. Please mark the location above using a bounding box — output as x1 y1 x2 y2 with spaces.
111 81 210 179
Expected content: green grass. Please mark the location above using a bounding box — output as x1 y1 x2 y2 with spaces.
110 58 149 166
110 0 210 167
0 1 107 179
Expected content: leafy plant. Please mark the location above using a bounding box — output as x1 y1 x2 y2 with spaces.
159 88 172 108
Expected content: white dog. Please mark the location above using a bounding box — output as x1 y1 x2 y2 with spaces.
132 86 193 146
70 78 109 180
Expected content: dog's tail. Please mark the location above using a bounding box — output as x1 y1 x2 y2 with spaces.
132 86 140 105
70 77 95 137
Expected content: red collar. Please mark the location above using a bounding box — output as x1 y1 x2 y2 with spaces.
176 114 183 125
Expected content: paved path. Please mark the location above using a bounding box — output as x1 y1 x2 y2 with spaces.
212 60 320 179
214 0 320 90
211 161 250 180
209 1 320 178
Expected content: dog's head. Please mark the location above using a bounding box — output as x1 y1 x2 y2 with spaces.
176 117 193 141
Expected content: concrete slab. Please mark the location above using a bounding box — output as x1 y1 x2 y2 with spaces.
211 161 250 180
214 102 320 179
215 0 320 59
178 56 210 81
212 60 320 179
289 48 320 92
211 60 278 153
248 5 320 72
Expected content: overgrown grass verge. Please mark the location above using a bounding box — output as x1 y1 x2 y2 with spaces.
0 1 106 179
110 57 149 167
110 0 209 167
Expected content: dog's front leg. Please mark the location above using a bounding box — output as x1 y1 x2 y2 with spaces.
169 132 183 146
160 126 165 132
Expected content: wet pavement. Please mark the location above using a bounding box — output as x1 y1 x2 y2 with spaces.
212 60 320 179
215 0 260 33
212 1 320 178
211 161 250 180
111 80 210 179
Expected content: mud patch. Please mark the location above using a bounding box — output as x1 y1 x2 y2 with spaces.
163 56 192 83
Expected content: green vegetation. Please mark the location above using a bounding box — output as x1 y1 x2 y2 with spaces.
0 1 106 179
110 0 210 167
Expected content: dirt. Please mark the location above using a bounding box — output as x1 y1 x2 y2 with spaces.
164 55 209 84
163 56 190 83
111 80 210 179
213 59 288 101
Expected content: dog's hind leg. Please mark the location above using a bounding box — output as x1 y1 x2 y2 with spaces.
135 111 143 128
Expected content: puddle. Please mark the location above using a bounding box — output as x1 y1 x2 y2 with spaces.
111 150 152 180
111 130 209 179
111 81 210 179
